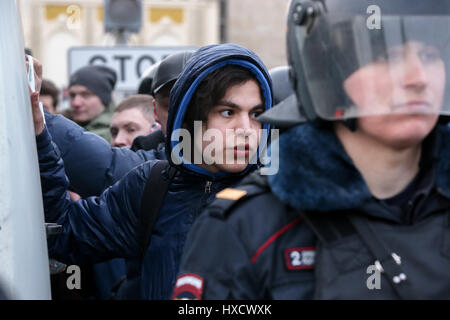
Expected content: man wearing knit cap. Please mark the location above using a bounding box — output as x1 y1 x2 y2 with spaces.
67 65 117 141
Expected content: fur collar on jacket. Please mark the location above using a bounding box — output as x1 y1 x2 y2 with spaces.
268 122 450 212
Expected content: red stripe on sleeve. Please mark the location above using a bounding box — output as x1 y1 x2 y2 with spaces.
250 217 303 264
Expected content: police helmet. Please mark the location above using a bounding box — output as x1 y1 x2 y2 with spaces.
137 61 160 95
269 66 295 105
258 66 304 127
276 0 450 125
151 50 195 96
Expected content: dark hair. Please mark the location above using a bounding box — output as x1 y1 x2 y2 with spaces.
40 79 60 109
183 64 262 134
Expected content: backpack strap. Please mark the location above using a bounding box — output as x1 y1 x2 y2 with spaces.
301 211 419 299
111 161 176 298
348 214 419 300
138 160 177 260
125 160 177 281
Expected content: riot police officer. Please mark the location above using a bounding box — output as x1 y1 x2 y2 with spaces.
175 0 450 299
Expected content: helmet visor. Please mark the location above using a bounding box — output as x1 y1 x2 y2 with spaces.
300 14 450 120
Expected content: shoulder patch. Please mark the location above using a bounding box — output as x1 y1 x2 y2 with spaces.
216 188 247 201
208 184 268 219
172 273 204 300
284 247 315 270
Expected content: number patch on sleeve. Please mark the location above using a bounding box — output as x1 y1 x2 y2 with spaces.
284 247 315 270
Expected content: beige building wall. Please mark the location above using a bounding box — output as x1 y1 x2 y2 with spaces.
18 0 220 87
226 0 290 70
17 0 290 88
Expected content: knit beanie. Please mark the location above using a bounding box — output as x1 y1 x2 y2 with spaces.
69 65 117 107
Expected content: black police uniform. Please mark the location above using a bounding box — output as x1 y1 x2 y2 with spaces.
176 123 450 299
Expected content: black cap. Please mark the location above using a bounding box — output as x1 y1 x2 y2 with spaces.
69 65 117 107
137 61 160 95
151 50 195 96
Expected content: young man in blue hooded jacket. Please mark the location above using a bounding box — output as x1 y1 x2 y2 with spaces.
30 43 272 300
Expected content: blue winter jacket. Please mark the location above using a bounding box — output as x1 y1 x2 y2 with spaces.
45 110 165 198
38 44 273 300
45 102 165 299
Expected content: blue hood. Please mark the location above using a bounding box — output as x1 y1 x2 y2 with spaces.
165 43 273 180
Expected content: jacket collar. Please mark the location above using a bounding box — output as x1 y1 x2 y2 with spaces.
268 122 450 212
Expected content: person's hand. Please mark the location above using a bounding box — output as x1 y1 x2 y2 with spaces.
25 55 44 135
25 55 42 93
68 191 81 202
30 91 44 135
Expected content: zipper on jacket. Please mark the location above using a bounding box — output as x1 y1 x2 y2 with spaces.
205 181 212 193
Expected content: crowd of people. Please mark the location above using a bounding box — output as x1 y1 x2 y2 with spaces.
22 0 450 300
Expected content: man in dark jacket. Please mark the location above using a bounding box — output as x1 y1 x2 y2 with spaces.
131 60 162 152
30 44 273 300
65 65 117 141
131 50 195 152
175 0 450 299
